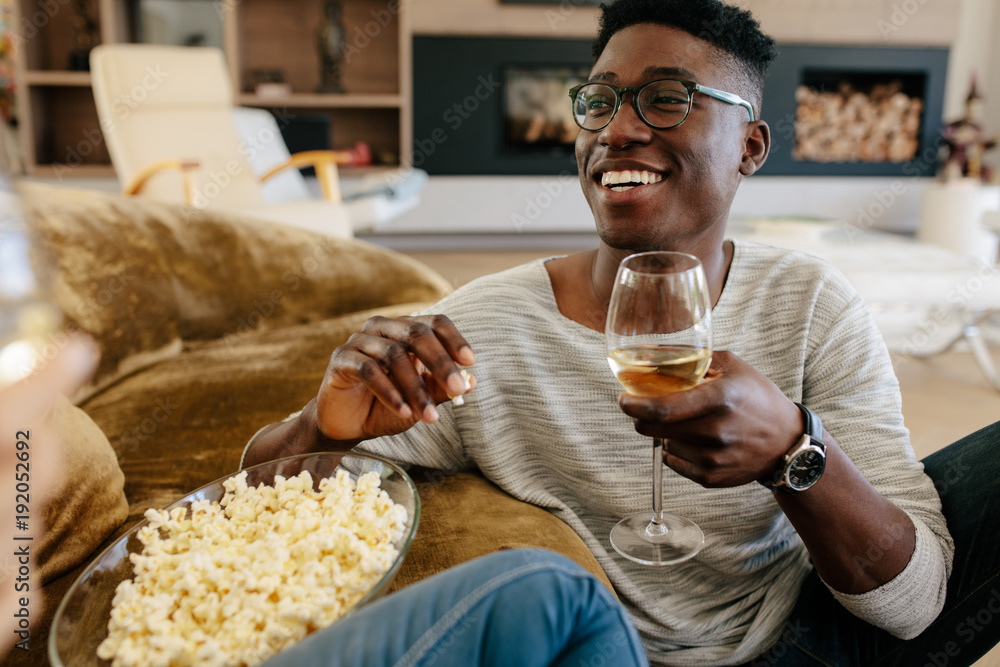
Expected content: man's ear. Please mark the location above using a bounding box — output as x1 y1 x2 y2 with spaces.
740 120 770 176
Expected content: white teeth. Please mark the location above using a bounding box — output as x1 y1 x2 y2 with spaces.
601 170 663 189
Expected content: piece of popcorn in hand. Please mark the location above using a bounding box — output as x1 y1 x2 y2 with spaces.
450 369 473 406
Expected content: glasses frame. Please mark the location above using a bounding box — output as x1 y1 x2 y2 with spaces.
568 77 755 132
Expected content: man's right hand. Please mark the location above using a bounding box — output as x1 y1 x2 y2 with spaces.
315 314 476 441
243 314 477 468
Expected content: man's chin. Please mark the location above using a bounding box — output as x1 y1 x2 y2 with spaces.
596 228 664 254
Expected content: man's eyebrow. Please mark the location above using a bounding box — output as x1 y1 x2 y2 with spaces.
589 66 698 84
590 71 618 83
642 66 697 81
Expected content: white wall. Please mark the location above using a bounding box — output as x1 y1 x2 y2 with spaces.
987 0 1000 144
943 0 999 121
410 0 962 45
365 174 931 250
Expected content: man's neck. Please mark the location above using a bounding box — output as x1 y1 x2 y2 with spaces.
545 236 734 333
590 238 734 310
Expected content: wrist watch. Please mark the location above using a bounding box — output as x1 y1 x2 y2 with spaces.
760 402 827 494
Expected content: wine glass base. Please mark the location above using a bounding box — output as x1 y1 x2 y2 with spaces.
610 512 705 566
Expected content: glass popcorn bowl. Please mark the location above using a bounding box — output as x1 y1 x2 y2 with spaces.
48 451 420 667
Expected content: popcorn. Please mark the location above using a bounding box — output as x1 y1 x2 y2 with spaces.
450 369 473 407
97 469 408 667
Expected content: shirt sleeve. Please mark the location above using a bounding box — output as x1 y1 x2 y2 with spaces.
803 283 953 638
354 401 473 474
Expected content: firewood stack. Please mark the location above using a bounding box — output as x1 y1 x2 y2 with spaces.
794 80 923 163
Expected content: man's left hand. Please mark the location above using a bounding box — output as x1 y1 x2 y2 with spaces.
617 350 802 488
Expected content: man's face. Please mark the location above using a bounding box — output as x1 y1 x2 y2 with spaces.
576 23 754 253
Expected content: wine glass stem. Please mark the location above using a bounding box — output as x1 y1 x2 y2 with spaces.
651 437 665 529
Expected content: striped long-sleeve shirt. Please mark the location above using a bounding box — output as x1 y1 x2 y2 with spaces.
357 239 952 666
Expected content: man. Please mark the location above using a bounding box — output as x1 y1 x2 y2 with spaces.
245 1 1000 664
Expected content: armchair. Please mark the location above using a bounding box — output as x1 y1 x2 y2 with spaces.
89 44 362 238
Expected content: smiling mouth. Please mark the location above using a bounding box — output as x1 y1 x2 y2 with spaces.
601 170 664 192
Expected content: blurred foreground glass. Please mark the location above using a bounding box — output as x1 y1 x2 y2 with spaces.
0 139 63 388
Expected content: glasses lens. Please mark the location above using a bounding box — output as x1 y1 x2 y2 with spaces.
573 84 617 130
638 80 690 128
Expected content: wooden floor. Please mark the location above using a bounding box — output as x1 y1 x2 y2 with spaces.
405 248 1000 667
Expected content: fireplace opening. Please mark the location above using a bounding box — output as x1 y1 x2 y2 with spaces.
794 70 926 164
413 36 592 175
503 65 588 157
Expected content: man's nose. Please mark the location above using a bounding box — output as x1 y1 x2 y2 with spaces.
598 94 653 147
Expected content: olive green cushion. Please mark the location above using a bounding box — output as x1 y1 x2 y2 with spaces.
394 471 616 595
36 396 128 585
19 183 452 403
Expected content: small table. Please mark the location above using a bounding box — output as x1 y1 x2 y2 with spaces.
729 218 1000 391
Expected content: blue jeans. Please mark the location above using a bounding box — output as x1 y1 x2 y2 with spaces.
262 548 649 667
752 420 1000 667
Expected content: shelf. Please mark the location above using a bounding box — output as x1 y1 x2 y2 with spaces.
23 70 93 86
26 164 117 179
238 93 404 109
14 0 411 176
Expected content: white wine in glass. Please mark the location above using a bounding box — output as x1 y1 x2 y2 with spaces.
606 251 712 566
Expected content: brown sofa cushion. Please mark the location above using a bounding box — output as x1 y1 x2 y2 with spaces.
36 396 128 585
394 471 615 594
19 183 452 403
78 303 432 526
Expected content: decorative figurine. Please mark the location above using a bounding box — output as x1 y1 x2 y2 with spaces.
941 75 997 183
68 0 99 71
317 1 346 93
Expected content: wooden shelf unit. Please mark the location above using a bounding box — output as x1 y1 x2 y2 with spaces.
13 0 413 178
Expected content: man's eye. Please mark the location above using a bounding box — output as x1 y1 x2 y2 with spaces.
587 96 613 110
650 94 687 106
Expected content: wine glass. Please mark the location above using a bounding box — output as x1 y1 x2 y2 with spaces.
606 251 713 565
1 150 63 388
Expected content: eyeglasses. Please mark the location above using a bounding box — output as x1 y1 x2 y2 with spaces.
569 78 755 132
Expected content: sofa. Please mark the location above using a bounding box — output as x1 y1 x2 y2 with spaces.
11 184 612 666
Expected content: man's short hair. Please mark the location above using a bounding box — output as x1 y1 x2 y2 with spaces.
594 0 778 112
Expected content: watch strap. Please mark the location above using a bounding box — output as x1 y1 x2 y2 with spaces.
795 402 824 447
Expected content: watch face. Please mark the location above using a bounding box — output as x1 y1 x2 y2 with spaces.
787 449 825 490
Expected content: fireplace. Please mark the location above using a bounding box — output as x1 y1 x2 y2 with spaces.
759 45 949 177
413 38 949 178
412 36 591 175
